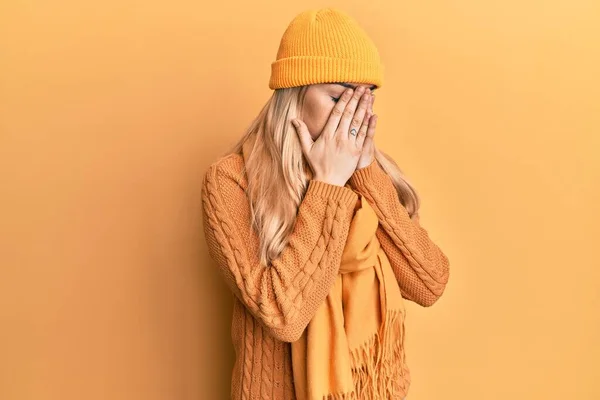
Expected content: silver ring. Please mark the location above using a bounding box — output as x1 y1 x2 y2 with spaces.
350 128 357 136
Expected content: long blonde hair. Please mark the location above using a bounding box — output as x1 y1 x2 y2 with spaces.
221 86 421 267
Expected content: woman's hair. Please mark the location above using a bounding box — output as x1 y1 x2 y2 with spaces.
222 86 421 267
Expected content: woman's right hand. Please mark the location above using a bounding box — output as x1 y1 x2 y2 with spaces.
292 86 372 187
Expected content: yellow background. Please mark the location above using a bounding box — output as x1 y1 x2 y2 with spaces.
1 1 599 399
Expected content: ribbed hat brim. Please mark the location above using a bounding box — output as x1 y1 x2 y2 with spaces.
269 56 384 89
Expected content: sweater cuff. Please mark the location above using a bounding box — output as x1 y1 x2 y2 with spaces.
348 159 383 188
306 179 358 206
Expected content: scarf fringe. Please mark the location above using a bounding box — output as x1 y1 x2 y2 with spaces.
321 308 409 400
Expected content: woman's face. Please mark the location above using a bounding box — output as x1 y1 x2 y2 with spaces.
300 83 376 140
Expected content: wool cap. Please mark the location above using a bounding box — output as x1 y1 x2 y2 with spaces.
269 8 384 89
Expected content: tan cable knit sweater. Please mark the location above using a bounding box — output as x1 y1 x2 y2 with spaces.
201 152 450 399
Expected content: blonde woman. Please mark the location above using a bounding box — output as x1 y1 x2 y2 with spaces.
201 7 450 400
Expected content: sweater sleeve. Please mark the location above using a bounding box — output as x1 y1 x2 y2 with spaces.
348 159 450 307
201 156 359 342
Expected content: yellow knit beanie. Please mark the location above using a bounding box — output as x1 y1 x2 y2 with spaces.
269 8 384 89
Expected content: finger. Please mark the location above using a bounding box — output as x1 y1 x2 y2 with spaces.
355 114 370 149
337 86 366 139
291 119 313 154
365 97 373 120
362 114 377 151
321 88 354 139
356 94 373 148
348 91 371 140
367 114 377 139
365 88 373 115
370 95 375 115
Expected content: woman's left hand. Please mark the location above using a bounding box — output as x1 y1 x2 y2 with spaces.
356 92 377 170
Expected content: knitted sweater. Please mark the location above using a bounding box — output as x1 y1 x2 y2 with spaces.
201 152 450 400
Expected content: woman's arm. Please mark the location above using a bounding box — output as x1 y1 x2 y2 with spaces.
201 155 358 342
348 159 450 306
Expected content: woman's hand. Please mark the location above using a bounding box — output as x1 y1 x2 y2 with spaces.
292 86 372 187
356 92 377 170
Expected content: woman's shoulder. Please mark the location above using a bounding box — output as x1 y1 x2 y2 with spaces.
204 152 248 191
207 151 244 170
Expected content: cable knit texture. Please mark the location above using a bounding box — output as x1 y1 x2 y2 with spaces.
201 153 450 399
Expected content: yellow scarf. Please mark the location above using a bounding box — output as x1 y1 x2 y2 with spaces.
291 192 408 400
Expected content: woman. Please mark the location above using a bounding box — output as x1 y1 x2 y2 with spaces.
201 7 450 400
